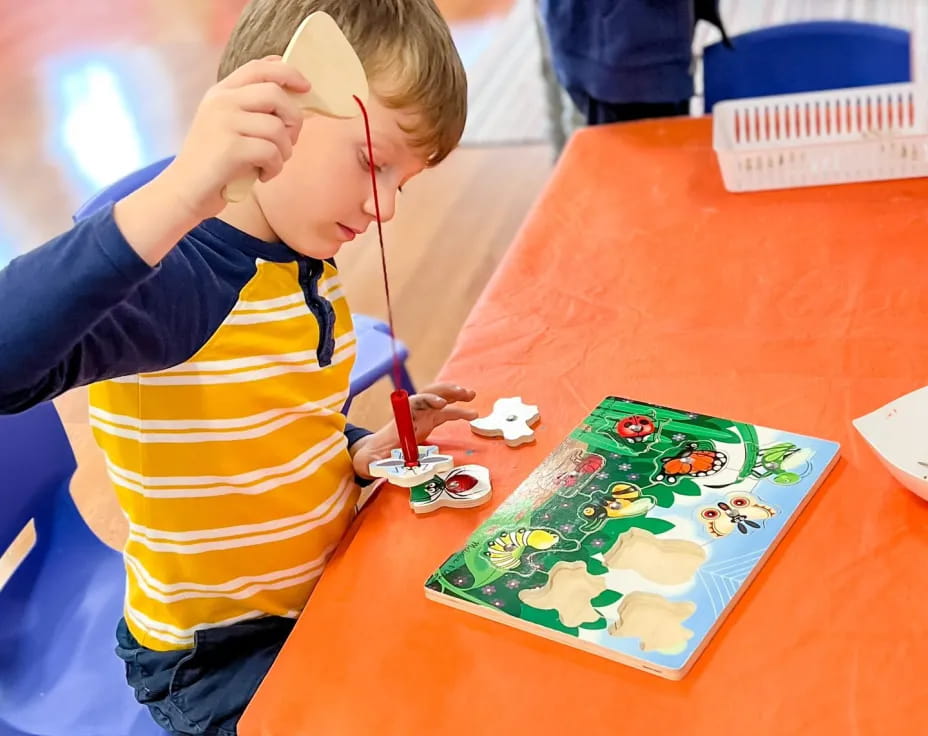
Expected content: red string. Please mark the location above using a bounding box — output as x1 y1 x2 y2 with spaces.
354 95 419 467
354 95 401 388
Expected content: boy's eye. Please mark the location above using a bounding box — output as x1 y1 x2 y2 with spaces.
359 151 383 174
360 150 402 192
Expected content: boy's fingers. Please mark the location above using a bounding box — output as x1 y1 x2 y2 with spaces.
417 383 476 403
411 396 478 420
235 83 304 134
362 448 392 464
235 112 294 162
222 58 311 94
239 138 284 182
436 406 480 423
412 394 448 411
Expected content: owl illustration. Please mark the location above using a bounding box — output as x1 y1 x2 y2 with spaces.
697 492 775 537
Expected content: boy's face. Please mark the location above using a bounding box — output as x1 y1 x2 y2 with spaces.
254 93 429 259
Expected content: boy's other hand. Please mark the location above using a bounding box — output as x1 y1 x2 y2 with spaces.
350 383 479 479
164 56 310 222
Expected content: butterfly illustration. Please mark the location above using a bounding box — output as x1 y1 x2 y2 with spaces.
655 443 727 484
698 493 775 537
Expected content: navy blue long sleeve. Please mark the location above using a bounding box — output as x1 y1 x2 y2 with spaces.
0 207 159 412
0 206 371 450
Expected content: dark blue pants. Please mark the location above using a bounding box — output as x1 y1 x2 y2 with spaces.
115 616 295 736
567 88 690 126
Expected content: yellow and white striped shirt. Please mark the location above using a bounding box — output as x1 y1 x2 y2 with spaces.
90 252 360 651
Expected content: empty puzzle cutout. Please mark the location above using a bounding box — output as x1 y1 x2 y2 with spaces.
518 560 605 627
609 592 696 654
470 397 540 446
603 528 706 585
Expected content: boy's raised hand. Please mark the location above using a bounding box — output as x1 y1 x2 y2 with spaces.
167 56 310 221
350 383 479 479
113 56 309 267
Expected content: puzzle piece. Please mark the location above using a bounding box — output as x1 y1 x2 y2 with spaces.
518 560 606 627
470 397 540 447
603 528 706 585
368 445 453 488
608 592 696 654
409 464 492 514
485 529 560 570
697 492 776 538
223 11 370 202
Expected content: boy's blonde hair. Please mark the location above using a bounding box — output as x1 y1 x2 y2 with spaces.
218 0 467 166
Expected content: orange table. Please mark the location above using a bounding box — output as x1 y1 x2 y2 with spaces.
240 118 928 736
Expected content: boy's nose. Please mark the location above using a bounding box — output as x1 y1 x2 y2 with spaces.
363 182 397 224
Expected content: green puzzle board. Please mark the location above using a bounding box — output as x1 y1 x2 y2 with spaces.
425 396 840 678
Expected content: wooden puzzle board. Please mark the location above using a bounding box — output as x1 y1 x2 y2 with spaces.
425 396 840 679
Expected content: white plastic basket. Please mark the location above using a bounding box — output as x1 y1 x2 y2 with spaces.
712 82 928 192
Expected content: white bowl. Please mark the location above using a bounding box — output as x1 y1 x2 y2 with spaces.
853 385 928 501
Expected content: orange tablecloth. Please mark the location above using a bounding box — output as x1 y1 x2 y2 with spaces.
240 118 928 736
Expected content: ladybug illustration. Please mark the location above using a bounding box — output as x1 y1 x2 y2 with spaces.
556 452 606 488
576 453 605 475
444 471 478 497
616 415 657 444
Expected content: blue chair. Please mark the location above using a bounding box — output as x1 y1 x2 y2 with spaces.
345 314 415 413
0 403 165 735
704 21 911 112
72 156 416 409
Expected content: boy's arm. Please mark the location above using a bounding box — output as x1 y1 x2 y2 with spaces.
344 423 375 487
0 58 310 414
0 208 157 413
0 206 249 413
345 424 373 448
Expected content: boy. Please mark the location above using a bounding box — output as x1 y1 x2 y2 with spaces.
0 1 473 733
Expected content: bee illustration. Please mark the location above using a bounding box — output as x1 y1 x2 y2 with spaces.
485 529 560 570
655 443 727 484
578 483 655 529
698 493 775 537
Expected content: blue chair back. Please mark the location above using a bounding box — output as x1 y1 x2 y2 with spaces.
0 403 77 610
72 157 173 221
704 21 911 112
0 404 164 734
